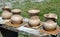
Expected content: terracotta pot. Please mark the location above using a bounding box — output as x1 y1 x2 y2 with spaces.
28 10 40 17
11 15 23 24
28 16 40 27
11 9 21 14
43 20 57 31
2 11 12 19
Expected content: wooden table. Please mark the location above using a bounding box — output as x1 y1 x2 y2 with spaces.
0 17 56 37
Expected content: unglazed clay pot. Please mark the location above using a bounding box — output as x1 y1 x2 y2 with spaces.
2 6 11 12
2 11 12 19
11 9 21 14
43 20 57 31
28 16 40 27
11 15 23 24
28 10 40 16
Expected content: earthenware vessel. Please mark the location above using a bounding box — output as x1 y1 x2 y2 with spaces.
43 20 57 31
28 10 40 17
28 16 40 27
2 10 12 19
11 14 23 24
11 9 21 14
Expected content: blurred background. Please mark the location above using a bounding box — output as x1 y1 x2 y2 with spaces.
0 0 60 37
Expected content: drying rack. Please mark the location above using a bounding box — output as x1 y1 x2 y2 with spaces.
0 17 60 37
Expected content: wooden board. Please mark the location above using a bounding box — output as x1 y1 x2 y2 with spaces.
39 27 60 35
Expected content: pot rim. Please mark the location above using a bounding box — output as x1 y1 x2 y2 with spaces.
28 10 40 13
11 9 21 13
44 13 57 19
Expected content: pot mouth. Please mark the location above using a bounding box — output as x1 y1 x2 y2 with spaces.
28 10 40 13
44 13 57 19
11 9 21 13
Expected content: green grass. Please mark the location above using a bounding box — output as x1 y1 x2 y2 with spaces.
0 0 60 37
11 0 60 26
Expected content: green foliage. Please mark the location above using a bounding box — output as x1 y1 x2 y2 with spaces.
0 10 2 16
12 0 60 25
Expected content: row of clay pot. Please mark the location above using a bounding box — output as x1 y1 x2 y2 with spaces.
2 6 40 19
2 6 40 25
29 12 58 31
1 6 58 31
2 6 23 25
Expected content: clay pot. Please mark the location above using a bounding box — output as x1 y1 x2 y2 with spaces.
43 20 57 31
28 10 40 16
2 11 12 19
11 15 23 24
44 13 57 19
28 16 40 27
11 9 21 14
2 6 11 12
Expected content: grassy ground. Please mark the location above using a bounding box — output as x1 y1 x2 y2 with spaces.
0 0 60 37
12 0 60 26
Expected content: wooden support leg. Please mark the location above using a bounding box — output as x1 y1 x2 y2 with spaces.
0 27 18 37
0 32 3 37
51 35 56 37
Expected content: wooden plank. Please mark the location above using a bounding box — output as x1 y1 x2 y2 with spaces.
0 17 51 37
